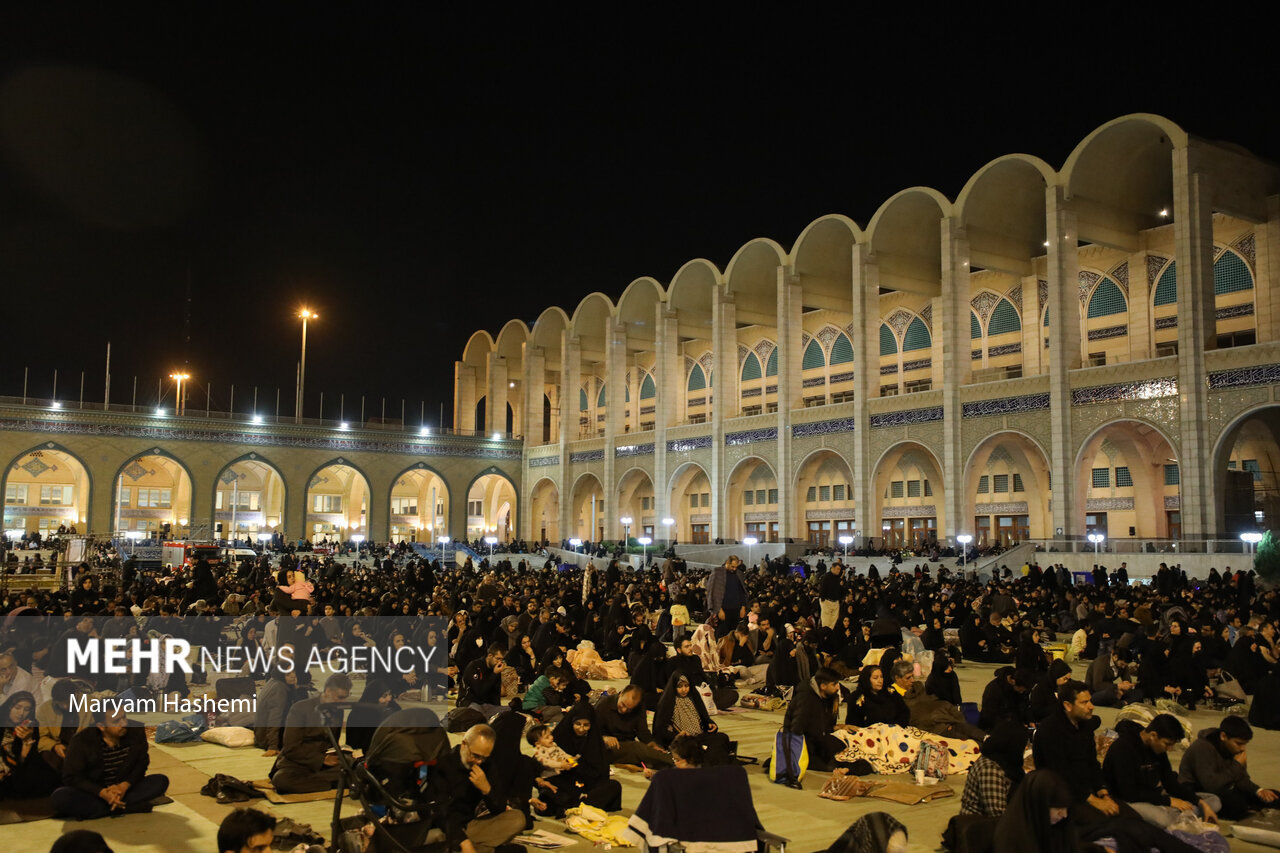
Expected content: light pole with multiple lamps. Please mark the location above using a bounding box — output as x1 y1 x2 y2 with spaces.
169 372 190 415
296 308 317 423
1087 532 1105 567
956 534 972 575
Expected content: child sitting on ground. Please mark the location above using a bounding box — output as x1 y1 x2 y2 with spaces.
527 723 577 776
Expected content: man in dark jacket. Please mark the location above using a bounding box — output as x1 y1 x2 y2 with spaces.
594 685 672 768
1178 716 1280 819
459 644 506 717
707 557 748 639
269 673 351 793
818 562 843 628
1103 715 1220 828
665 636 709 687
782 668 845 771
51 707 170 819
1034 682 1202 853
978 667 1031 730
433 724 524 853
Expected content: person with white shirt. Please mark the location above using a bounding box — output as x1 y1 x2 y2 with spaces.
0 652 39 705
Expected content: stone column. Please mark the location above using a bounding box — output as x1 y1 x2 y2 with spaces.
1021 275 1043 377
558 334 581 539
453 362 476 433
1173 147 1217 540
940 219 970 541
604 320 626 536
523 346 546 445
1127 253 1153 360
1046 186 1082 540
654 307 679 539
710 290 737 539
485 353 508 437
852 244 880 546
776 267 802 541
1256 197 1280 344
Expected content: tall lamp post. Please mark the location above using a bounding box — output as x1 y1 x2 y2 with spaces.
838 534 853 560
1087 532 1105 567
169 372 190 415
437 534 450 565
662 517 675 546
1242 531 1263 559
569 538 582 555
620 516 632 546
743 535 758 569
956 533 973 575
882 521 891 550
484 535 498 561
638 536 652 568
296 308 317 423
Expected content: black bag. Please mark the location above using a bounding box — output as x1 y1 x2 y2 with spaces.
712 687 739 710
445 707 486 733
200 773 265 804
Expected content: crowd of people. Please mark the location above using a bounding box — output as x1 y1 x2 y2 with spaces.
3 537 1280 852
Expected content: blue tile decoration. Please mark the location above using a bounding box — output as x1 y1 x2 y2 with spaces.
667 436 713 452
725 427 777 446
1217 303 1255 320
1087 324 1128 341
792 417 855 438
1154 316 1177 330
614 443 654 458
529 455 560 467
1207 364 1280 390
879 364 899 375
986 343 1022 357
961 393 1050 418
971 349 983 360
830 371 855 383
802 377 827 388
1071 379 1177 405
568 449 605 463
902 358 931 372
869 406 943 429
0 416 522 460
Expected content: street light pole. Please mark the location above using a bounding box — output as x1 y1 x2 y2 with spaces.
838 534 853 560
1087 532 1105 570
743 536 758 569
169 372 190 415
620 516 632 547
638 536 652 568
296 309 316 423
956 533 972 575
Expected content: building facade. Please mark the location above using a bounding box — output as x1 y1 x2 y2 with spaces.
456 115 1280 551
0 405 521 544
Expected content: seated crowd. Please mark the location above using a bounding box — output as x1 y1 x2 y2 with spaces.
3 541 1280 853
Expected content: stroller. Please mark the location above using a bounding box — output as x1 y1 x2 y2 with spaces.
321 704 454 853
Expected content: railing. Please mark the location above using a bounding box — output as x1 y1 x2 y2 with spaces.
1028 538 1264 555
0 397 520 441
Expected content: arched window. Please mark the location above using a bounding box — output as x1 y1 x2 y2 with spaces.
1214 251 1254 295
765 348 778 377
579 388 588 411
1087 278 1127 318
639 373 656 399
741 352 762 382
988 299 1021 335
687 363 706 392
1153 261 1176 306
971 311 982 339
879 324 898 356
802 339 826 370
829 333 854 365
596 385 606 408
902 317 931 352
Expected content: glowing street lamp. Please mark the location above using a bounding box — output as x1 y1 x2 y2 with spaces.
1087 532 1105 566
956 533 973 574
169 372 190 415
569 538 583 554
743 535 758 568
1242 531 1263 558
296 308 317 423
838 534 853 559
620 516 633 543
437 534 450 564
484 535 498 559
638 536 652 567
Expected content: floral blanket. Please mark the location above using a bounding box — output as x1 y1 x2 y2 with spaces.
832 723 981 775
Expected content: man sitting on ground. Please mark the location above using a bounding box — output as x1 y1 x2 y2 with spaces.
782 667 848 771
1102 713 1219 828
269 672 351 794
1178 715 1280 820
595 685 673 769
51 707 170 819
435 724 525 853
460 644 507 719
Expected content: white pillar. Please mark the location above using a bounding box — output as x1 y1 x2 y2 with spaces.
940 218 970 541
1046 185 1082 539
710 290 737 539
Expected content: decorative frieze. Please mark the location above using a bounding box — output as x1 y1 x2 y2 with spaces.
869 407 944 429
975 502 1029 514
529 455 561 468
881 504 936 518
960 394 1050 418
725 428 777 446
569 450 605 463
1207 364 1280 390
1087 325 1128 341
614 443 654 458
667 436 713 452
792 417 856 438
1071 379 1177 406
1085 497 1135 511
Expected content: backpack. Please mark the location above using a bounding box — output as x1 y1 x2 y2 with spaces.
911 740 950 780
768 730 807 788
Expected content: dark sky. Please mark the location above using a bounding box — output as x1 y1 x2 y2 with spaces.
1 9 1275 426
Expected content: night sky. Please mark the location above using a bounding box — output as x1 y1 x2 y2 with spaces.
1 9 1275 427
